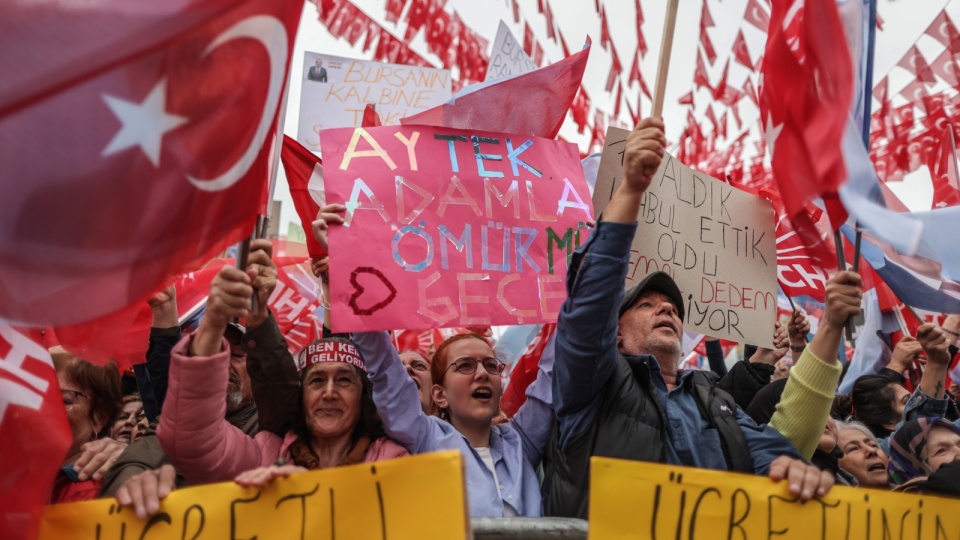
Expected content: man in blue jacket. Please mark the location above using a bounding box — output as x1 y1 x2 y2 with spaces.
543 118 836 518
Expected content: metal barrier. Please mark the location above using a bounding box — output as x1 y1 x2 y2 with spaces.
472 517 588 540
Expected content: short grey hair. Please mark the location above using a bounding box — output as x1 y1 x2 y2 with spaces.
836 419 877 442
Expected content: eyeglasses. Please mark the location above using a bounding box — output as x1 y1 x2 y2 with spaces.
61 389 89 407
443 357 505 377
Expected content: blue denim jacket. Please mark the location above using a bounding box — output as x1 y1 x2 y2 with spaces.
352 331 555 517
553 220 801 474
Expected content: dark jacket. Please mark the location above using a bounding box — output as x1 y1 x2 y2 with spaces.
718 360 775 410
542 353 753 518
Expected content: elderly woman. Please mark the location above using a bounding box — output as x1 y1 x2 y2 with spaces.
111 393 147 444
888 417 960 488
836 420 891 488
51 355 122 503
155 263 407 490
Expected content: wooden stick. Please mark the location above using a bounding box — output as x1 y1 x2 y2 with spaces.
833 230 857 345
651 0 681 118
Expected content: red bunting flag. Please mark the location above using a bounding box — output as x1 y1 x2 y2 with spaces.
718 109 728 139
701 0 715 30
897 45 938 85
930 48 960 87
614 82 624 118
629 49 652 98
533 42 545 67
385 0 407 23
606 44 624 92
712 59 729 100
637 26 649 58
926 11 960 52
733 30 754 70
700 25 718 65
559 28 572 57
636 0 645 25
928 125 960 208
571 85 590 133
678 91 694 106
600 7 612 50
744 76 759 106
693 51 712 92
544 1 557 42
0 0 303 326
280 135 326 258
704 105 719 134
759 0 853 230
523 21 535 56
899 80 931 112
403 0 432 41
732 102 743 128
0 324 72 540
745 0 771 32
718 85 744 107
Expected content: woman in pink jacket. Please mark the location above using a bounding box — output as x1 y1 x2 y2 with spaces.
155 260 407 494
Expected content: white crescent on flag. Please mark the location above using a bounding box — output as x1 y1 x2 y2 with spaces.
187 15 288 192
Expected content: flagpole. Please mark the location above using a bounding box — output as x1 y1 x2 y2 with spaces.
850 0 879 279
651 0 680 118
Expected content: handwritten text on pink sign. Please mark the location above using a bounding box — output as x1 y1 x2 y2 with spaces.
320 125 592 332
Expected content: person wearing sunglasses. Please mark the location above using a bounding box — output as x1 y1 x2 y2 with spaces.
313 203 555 517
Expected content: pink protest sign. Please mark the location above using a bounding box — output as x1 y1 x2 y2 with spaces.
319 125 593 332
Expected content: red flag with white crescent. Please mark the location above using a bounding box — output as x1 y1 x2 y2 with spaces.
0 0 305 326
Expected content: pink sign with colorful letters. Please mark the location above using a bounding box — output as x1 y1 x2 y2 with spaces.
319 125 592 332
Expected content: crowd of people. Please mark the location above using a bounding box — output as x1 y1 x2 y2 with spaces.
50 119 960 520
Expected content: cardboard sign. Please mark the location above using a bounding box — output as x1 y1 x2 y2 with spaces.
593 127 776 346
589 457 960 540
39 451 468 540
319 125 592 332
484 21 537 82
297 53 451 151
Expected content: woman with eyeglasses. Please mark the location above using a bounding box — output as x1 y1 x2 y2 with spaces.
311 200 556 517
51 354 122 503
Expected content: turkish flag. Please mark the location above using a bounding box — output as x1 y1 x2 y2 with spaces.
711 59 729 101
700 26 718 65
635 0 647 56
930 48 960 87
693 51 712 92
0 0 304 327
926 10 960 52
605 45 623 93
280 136 325 258
385 0 406 23
393 328 445 357
0 323 72 540
759 0 853 230
629 50 652 99
600 7 612 50
733 31 755 70
678 91 694 106
500 324 555 417
927 126 960 209
745 0 771 32
897 45 938 85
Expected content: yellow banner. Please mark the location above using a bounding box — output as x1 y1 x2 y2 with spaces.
589 457 959 540
40 451 468 540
